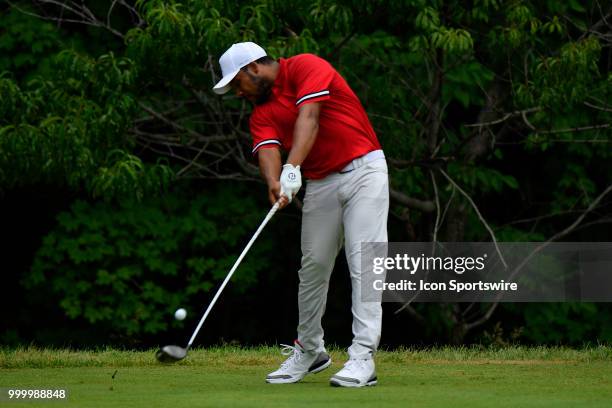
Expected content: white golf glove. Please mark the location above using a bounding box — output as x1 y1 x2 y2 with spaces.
280 164 302 203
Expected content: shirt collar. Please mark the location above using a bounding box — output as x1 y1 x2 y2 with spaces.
272 58 286 96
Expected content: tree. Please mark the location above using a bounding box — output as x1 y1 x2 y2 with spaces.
3 0 612 344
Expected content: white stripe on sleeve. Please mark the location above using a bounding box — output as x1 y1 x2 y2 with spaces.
252 139 281 153
296 90 330 106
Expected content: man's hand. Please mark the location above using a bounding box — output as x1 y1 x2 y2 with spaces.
280 164 302 203
267 180 289 209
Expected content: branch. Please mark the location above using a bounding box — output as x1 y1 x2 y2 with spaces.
584 101 612 113
175 143 210 178
569 217 612 234
502 209 585 226
438 169 507 268
438 184 456 230
138 102 237 143
324 29 356 62
521 109 536 130
389 188 436 213
430 170 441 245
465 107 542 127
231 141 261 178
426 48 443 153
395 159 450 320
465 182 612 332
388 157 452 170
11 0 126 39
107 0 119 29
394 303 426 324
535 123 610 135
580 4 612 40
118 0 145 27
137 140 257 181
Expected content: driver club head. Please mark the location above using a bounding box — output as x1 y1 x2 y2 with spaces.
156 345 188 363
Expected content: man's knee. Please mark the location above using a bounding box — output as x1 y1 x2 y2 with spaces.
299 251 334 282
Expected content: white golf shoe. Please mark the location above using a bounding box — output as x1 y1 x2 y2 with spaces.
330 359 377 387
266 341 332 384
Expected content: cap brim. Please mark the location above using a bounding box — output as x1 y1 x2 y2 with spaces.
212 69 239 95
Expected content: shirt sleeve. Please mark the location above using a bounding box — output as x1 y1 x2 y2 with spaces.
250 110 281 154
290 54 334 107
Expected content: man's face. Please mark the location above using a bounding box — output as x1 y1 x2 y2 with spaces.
230 67 273 105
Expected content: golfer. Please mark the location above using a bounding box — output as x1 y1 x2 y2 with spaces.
213 42 389 387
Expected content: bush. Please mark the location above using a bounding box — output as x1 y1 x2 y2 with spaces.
25 186 272 338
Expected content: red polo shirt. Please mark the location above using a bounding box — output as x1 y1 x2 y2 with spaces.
250 54 381 179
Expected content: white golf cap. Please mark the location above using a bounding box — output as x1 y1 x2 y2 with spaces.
212 42 267 95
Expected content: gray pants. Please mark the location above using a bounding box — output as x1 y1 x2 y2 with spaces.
297 156 389 360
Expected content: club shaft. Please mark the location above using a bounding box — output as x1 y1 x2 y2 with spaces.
187 202 280 348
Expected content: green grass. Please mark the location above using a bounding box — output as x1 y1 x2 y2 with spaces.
1 346 611 407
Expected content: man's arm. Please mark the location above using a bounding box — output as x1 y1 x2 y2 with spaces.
277 102 321 207
258 147 287 208
260 103 321 209
286 102 321 166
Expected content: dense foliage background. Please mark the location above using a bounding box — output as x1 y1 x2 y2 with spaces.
1 0 611 348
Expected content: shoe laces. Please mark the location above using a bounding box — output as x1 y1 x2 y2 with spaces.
279 344 302 368
343 359 368 373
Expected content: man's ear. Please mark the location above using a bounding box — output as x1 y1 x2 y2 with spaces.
245 61 259 74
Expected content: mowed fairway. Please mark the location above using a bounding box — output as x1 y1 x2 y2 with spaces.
1 347 611 407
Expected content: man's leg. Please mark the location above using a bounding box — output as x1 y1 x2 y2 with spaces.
330 158 389 387
266 175 343 384
297 175 344 352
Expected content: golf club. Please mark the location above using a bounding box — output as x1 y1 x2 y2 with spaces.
156 201 281 363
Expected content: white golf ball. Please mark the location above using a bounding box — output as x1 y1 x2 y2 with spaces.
174 308 187 320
